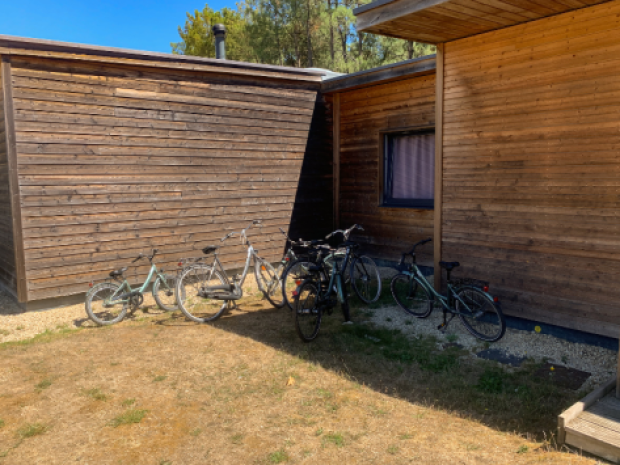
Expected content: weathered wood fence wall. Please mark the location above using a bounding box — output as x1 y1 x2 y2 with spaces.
0 43 332 304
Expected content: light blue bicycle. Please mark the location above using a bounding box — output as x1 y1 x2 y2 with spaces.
85 249 177 325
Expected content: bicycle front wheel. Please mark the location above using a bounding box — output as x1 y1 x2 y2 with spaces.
390 274 433 318
85 282 128 326
255 260 284 308
350 255 381 303
176 265 228 323
152 274 178 311
456 287 506 342
294 280 322 342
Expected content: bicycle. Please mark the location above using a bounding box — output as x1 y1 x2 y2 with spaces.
85 249 178 326
282 225 382 310
279 233 327 311
293 224 363 342
390 238 506 342
175 220 284 323
329 228 382 304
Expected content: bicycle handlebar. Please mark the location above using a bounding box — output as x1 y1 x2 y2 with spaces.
399 238 432 266
131 249 159 263
132 248 158 263
220 220 263 243
325 224 364 241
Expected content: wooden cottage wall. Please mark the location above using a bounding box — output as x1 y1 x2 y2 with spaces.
338 74 435 265
0 60 17 294
9 56 331 302
442 1 620 337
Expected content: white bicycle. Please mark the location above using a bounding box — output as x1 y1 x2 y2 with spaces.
175 220 284 323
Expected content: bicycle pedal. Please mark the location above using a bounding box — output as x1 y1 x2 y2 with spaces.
437 323 447 331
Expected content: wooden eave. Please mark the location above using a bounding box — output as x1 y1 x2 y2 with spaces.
321 54 435 93
354 0 612 43
0 34 325 83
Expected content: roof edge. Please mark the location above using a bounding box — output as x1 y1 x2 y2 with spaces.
0 34 326 78
321 54 436 93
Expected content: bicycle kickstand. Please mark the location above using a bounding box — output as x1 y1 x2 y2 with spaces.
437 309 454 333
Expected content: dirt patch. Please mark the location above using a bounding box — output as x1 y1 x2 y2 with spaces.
0 286 601 464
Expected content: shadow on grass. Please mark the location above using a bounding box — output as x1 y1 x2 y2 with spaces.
192 291 581 444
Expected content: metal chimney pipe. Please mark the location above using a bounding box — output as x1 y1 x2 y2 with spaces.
213 24 226 60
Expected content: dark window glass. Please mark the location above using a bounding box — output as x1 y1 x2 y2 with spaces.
383 130 435 208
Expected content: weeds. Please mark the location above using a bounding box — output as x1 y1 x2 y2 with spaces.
35 379 52 392
268 449 289 463
0 419 4 428
517 445 529 454
82 388 107 401
387 444 399 455
231 433 244 444
153 375 167 382
109 409 148 427
17 423 48 438
122 398 136 407
322 432 345 448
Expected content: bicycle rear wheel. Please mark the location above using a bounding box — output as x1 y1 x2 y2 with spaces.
456 287 506 342
176 264 228 323
350 255 381 303
255 260 284 308
85 282 128 326
390 274 433 318
294 280 322 342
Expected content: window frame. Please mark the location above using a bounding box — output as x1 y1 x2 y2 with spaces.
378 125 436 210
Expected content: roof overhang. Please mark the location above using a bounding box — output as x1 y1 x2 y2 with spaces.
321 54 435 93
354 0 611 43
0 34 326 82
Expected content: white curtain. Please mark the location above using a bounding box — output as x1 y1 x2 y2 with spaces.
388 133 435 200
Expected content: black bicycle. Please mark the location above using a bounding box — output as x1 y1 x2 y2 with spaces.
282 225 381 310
292 225 363 342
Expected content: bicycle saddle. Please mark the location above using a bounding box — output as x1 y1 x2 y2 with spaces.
202 245 220 255
439 261 460 271
109 267 128 277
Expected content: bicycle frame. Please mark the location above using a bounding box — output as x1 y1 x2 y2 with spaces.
106 263 170 305
205 242 257 290
316 245 353 304
401 265 491 316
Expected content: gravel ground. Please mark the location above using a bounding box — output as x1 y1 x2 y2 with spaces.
370 267 617 392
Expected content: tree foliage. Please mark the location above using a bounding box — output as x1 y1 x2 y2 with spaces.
172 1 435 72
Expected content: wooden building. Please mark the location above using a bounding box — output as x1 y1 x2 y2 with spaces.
351 0 620 341
322 57 436 267
0 35 333 307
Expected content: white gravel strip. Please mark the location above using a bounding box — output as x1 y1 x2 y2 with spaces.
370 268 617 392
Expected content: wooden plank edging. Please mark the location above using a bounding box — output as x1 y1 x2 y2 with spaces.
558 377 616 445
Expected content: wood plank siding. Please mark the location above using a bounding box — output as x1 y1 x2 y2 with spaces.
338 74 435 265
442 1 620 337
0 60 17 295
5 55 332 302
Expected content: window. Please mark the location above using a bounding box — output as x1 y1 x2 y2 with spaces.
382 129 435 208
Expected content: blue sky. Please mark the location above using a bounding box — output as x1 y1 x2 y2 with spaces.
0 0 230 53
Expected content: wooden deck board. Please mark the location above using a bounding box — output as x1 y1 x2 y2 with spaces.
564 390 620 463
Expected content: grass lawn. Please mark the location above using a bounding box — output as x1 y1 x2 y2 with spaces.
0 289 600 464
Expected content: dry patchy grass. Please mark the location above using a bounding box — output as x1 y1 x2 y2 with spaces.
0 289 601 464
